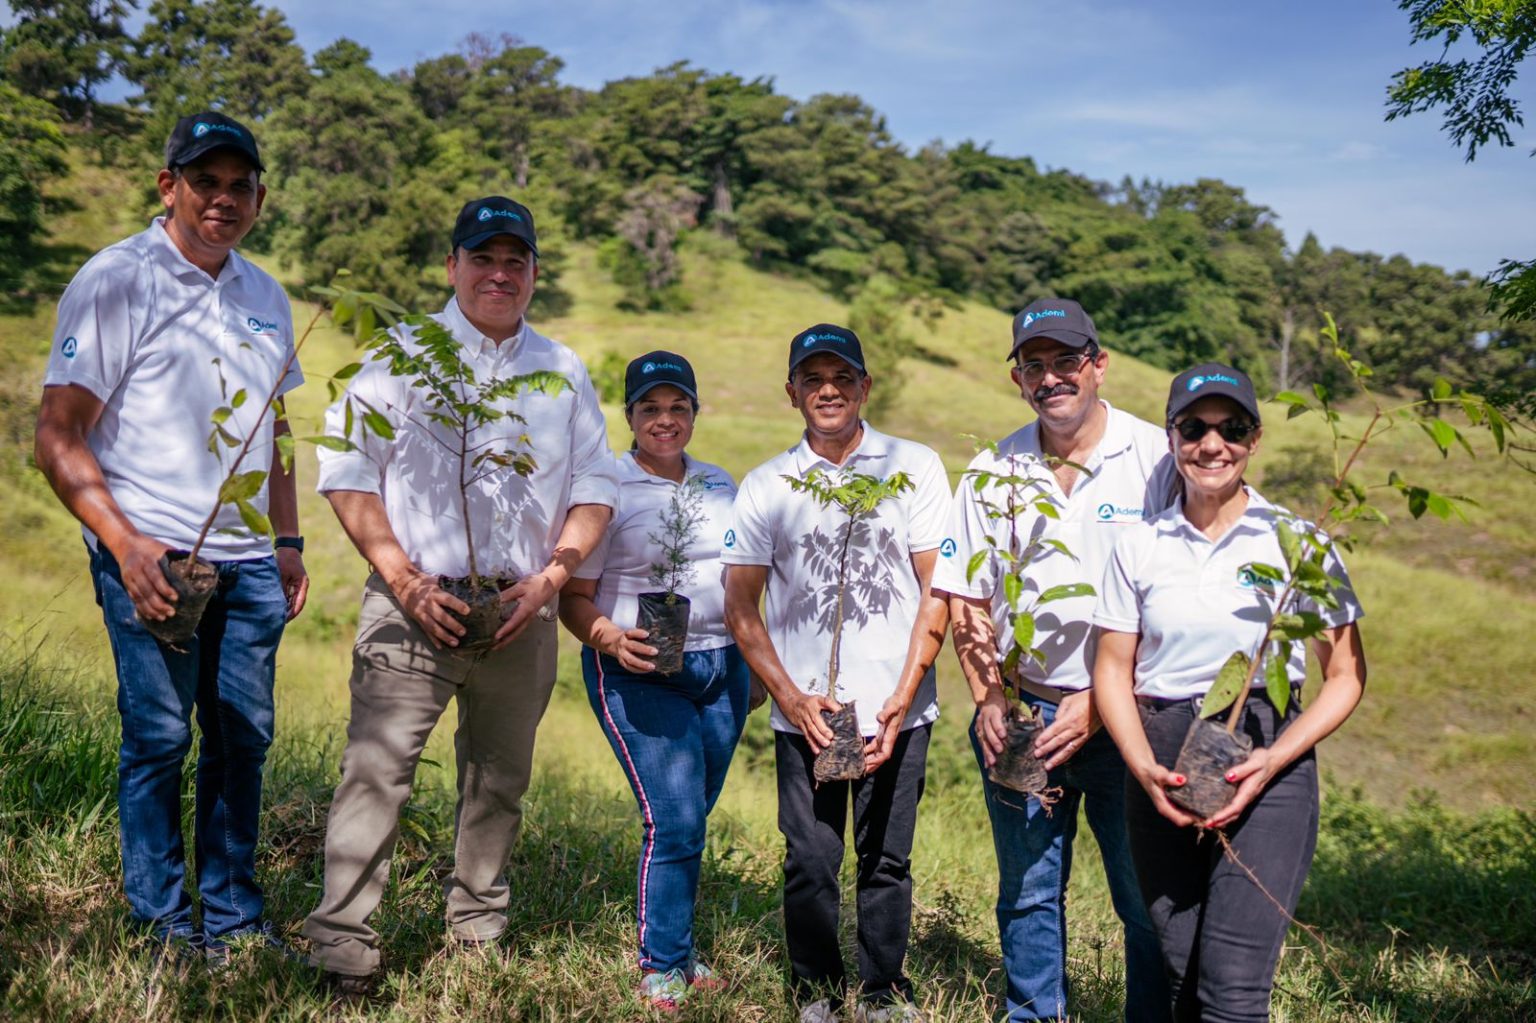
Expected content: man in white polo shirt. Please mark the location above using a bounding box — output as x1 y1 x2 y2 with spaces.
723 324 951 1023
931 299 1174 1023
301 196 617 992
34 111 307 960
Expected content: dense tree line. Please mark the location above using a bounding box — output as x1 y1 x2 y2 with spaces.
3 0 1532 404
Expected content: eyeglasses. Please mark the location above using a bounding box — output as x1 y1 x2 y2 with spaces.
1016 351 1095 382
1172 417 1259 444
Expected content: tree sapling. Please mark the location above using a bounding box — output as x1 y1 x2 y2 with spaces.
1169 316 1515 819
961 442 1093 803
360 314 570 653
782 466 913 782
636 473 708 675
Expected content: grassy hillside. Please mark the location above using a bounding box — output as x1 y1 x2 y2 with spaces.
1 158 1534 1020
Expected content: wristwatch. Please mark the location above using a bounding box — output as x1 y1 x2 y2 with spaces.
274 535 305 553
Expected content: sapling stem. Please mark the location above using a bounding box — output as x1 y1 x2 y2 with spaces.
187 301 329 563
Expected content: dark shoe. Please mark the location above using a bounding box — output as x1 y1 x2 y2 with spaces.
324 969 380 1003
205 921 301 970
145 929 208 968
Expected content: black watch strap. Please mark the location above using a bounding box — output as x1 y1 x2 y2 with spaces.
275 535 305 553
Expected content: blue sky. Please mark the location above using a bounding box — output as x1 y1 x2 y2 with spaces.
11 0 1532 274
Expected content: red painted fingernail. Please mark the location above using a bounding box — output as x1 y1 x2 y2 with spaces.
1225 772 1237 782
1172 775 1186 785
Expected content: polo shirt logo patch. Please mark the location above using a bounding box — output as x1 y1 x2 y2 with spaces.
1236 566 1277 594
1096 502 1143 522
61 336 78 358
939 538 957 558
723 528 736 549
246 317 280 337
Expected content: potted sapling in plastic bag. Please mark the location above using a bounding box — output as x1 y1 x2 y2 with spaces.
783 467 913 783
636 473 708 675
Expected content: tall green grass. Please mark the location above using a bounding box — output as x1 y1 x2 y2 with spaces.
2 643 1531 1022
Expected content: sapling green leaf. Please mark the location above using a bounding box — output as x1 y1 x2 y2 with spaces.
1038 582 1095 604
1200 651 1251 720
1265 650 1291 718
647 474 708 603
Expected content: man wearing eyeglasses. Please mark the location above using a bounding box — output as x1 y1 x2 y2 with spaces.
931 299 1176 1022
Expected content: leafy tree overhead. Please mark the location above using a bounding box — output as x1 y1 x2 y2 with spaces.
0 0 135 127
0 82 71 301
125 0 309 135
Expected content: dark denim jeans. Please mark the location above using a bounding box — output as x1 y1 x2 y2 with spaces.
582 644 750 973
971 698 1170 1023
90 544 286 941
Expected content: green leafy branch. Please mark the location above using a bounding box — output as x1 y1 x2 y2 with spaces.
647 473 709 602
189 275 406 561
358 314 571 584
1200 313 1513 730
781 467 913 697
961 439 1094 683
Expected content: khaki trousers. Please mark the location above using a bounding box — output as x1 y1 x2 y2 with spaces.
302 574 558 976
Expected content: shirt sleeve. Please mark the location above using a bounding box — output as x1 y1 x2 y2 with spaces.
719 470 775 567
314 349 399 495
929 454 1000 599
1093 530 1144 633
565 362 619 510
905 447 952 553
42 255 139 402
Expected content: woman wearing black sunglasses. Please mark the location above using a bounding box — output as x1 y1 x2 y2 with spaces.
1089 362 1367 1022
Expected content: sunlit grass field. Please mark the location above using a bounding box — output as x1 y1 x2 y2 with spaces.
0 160 1533 1020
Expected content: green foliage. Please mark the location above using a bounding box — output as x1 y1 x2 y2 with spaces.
125 0 309 137
848 273 918 418
646 473 708 601
588 350 627 405
0 84 69 302
1199 315 1518 725
359 313 571 582
0 0 133 125
960 443 1090 684
781 467 913 693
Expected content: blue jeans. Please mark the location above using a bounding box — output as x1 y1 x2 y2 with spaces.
582 644 750 973
90 544 287 941
971 698 1170 1022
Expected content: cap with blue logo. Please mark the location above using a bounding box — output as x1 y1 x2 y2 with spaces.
164 111 264 173
1007 298 1098 361
625 350 698 405
451 196 539 257
788 323 866 378
1165 362 1261 426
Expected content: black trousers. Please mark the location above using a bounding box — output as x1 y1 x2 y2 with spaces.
775 724 930 1007
1126 697 1318 1023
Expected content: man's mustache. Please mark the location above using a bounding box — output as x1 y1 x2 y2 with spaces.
1034 383 1078 403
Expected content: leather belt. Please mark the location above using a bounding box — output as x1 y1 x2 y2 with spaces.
1014 678 1079 705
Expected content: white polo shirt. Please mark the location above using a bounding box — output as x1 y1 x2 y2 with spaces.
315 298 619 579
572 451 737 651
722 422 951 737
42 218 302 560
1094 487 1364 700
931 402 1177 691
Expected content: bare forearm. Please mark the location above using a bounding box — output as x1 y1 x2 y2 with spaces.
543 503 613 589
325 489 416 585
948 593 1005 705
557 591 622 651
893 592 948 702
724 574 802 707
268 420 300 538
1092 631 1156 774
35 418 142 557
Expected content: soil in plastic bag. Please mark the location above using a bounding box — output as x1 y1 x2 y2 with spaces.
813 701 864 783
440 575 516 654
1169 715 1254 820
636 592 691 675
143 551 218 648
988 704 1050 795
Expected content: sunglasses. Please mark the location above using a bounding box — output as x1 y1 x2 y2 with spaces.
1172 417 1259 444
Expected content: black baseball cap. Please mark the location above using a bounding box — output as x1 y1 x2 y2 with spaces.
625 350 698 405
1166 363 1262 426
1007 298 1098 361
451 196 539 257
788 323 866 377
164 111 264 173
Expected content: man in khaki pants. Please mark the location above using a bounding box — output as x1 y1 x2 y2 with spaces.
302 196 617 993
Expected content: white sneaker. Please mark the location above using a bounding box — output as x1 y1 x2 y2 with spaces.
853 1000 928 1023
799 998 841 1023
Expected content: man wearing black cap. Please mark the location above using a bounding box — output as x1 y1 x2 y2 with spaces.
302 196 617 991
34 111 306 961
931 299 1175 1022
723 325 953 1023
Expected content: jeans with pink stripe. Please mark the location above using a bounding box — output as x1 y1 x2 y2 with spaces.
581 644 750 972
